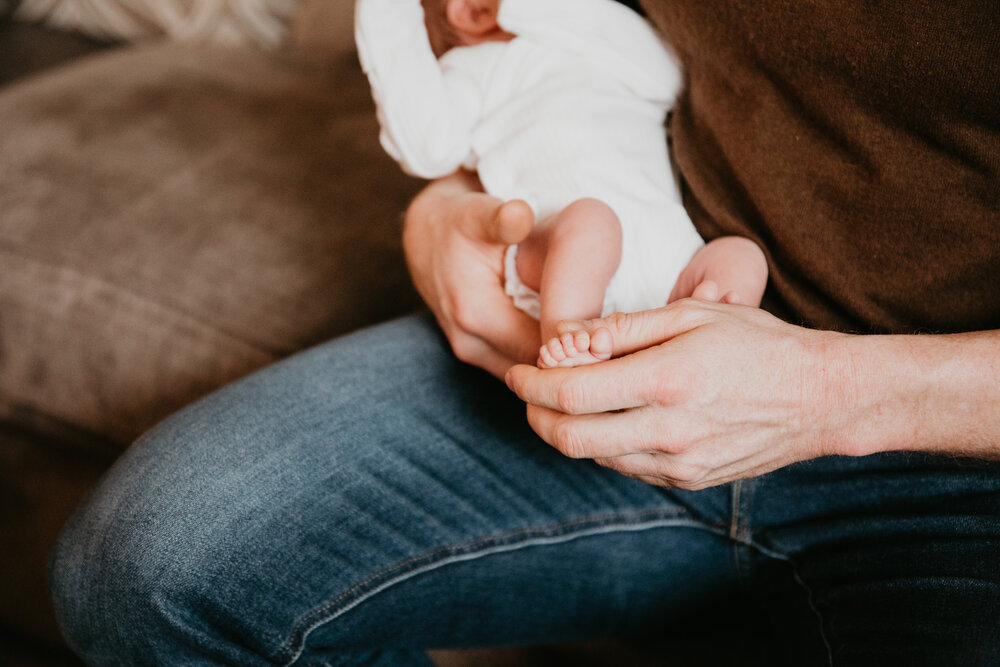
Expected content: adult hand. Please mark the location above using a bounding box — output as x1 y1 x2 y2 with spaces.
506 300 847 489
404 171 540 379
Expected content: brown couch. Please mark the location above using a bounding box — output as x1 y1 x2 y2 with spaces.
0 3 424 663
0 3 770 665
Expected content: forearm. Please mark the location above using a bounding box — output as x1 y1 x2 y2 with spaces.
820 329 1000 459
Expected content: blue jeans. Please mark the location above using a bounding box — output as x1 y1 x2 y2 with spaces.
49 314 1000 666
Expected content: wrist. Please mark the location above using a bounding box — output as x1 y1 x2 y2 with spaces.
815 330 999 459
812 332 916 458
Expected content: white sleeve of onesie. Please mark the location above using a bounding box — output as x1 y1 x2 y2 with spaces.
497 0 681 105
355 0 481 179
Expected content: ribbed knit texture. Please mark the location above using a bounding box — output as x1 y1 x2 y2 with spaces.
645 0 1000 333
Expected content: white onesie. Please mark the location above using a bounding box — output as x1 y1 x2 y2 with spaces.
355 0 704 317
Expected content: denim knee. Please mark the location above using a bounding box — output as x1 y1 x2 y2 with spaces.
46 316 524 665
47 427 231 664
49 473 170 663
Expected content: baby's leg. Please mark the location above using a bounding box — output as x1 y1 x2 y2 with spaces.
520 198 622 368
669 236 769 306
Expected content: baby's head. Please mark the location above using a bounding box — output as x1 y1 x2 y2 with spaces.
421 0 512 57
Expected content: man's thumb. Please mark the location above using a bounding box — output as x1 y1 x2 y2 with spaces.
490 199 534 245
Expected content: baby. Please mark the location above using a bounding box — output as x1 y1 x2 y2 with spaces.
356 0 768 368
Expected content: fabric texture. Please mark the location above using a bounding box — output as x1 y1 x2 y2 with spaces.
644 0 1000 335
0 43 422 447
356 0 703 317
14 0 299 48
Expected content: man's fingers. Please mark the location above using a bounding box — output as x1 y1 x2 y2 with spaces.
452 289 540 366
524 404 678 459
554 301 717 359
507 352 659 414
445 330 520 380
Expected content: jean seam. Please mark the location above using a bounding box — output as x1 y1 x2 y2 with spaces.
729 480 742 541
731 481 833 665
277 507 724 665
738 536 835 667
783 558 835 667
730 480 755 590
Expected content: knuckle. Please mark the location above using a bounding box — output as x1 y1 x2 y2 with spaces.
665 435 696 457
676 298 719 329
648 362 696 406
552 419 586 459
649 374 680 406
594 457 625 473
671 298 700 321
606 310 635 338
555 381 588 415
667 463 706 491
671 478 697 491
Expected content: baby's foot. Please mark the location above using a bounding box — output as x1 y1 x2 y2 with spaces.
537 326 613 369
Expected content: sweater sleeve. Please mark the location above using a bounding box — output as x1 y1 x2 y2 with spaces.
355 0 481 179
497 0 681 104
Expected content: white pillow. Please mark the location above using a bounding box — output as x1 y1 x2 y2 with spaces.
14 0 299 49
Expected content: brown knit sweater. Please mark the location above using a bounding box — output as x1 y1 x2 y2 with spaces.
643 1 999 334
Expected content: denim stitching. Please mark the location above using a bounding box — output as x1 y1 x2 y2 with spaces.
730 481 754 589
738 479 755 543
729 480 742 541
277 507 722 665
784 559 835 666
279 508 705 661
738 537 835 667
730 481 748 589
739 481 757 584
728 479 833 666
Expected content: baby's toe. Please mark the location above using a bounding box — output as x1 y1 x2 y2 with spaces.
538 345 557 368
560 333 581 357
589 326 614 361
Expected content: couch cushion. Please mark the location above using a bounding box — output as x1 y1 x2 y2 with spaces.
0 43 423 446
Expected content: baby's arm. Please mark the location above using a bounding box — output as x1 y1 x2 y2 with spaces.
355 0 480 178
497 0 681 104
